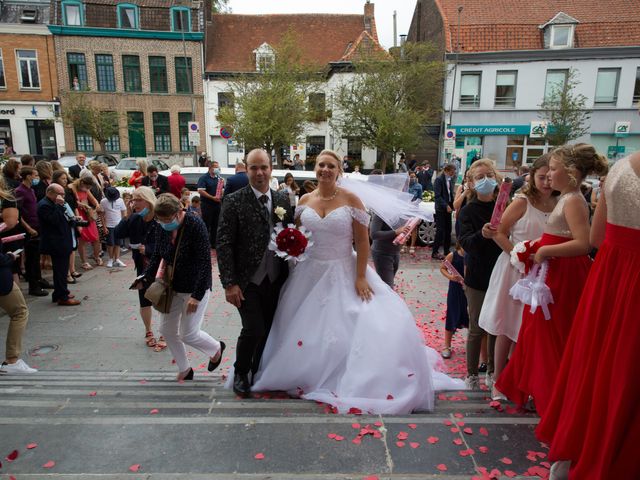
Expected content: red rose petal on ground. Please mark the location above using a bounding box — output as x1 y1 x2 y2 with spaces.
88 391 97 397
6 450 19 461
450 427 460 433
463 427 473 435
352 437 362 445
374 421 383 427
149 409 159 414
395 441 405 448
410 442 420 449
363 476 379 480
478 446 489 453
334 435 344 441
43 460 56 469
397 432 409 440
459 448 474 457
436 464 448 471
443 419 453 426
26 443 38 449
427 436 439 444
453 438 463 446
499 457 513 465
327 433 337 439
352 423 361 429
479 427 489 436
408 423 417 429
254 453 265 460
504 470 517 478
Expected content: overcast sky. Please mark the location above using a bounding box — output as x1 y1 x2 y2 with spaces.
227 0 417 50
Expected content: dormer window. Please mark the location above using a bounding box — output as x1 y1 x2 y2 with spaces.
539 12 578 50
170 6 191 32
550 25 574 48
118 3 139 30
62 0 83 26
253 42 275 72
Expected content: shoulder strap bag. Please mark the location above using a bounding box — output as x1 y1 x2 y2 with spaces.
144 227 185 314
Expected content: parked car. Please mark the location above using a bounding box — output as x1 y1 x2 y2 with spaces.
112 158 170 181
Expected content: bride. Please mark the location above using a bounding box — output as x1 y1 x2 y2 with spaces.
246 150 464 414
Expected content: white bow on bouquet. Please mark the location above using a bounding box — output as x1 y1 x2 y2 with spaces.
509 261 554 320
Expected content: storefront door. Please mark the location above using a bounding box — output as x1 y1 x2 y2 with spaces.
26 120 57 157
127 112 146 157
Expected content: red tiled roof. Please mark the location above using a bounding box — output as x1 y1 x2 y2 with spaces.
340 30 389 61
434 0 640 52
206 13 382 72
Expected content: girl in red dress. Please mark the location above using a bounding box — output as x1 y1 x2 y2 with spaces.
496 144 607 417
537 153 640 480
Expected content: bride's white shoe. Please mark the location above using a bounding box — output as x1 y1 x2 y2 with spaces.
549 460 570 480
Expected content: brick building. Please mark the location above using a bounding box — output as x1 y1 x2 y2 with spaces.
49 0 207 163
0 0 63 157
408 0 640 170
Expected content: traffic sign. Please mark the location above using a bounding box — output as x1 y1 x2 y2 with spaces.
220 126 233 139
188 121 199 133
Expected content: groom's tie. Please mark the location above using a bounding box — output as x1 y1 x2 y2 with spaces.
259 194 270 221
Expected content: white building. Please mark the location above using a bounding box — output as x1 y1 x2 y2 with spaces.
203 2 386 169
408 0 640 171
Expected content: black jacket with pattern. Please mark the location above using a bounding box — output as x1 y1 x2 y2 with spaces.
216 185 293 291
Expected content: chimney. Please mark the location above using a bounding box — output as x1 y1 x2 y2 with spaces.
364 1 378 41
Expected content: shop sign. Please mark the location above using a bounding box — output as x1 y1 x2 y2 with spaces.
0 109 16 115
607 145 625 159
529 121 548 138
452 125 531 136
614 121 630 137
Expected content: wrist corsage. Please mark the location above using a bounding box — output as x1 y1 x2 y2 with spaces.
510 240 539 275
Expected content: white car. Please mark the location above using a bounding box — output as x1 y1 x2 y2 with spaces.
112 158 170 181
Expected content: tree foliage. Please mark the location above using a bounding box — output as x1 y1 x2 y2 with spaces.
62 92 120 153
216 31 323 166
211 0 231 14
539 68 591 146
331 42 443 171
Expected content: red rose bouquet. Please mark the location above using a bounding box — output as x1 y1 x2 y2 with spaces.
269 223 313 262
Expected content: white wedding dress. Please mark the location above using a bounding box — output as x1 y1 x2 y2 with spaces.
247 205 465 414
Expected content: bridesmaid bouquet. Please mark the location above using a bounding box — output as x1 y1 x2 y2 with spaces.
269 223 313 262
510 240 539 275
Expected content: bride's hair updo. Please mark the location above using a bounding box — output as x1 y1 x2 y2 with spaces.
316 149 343 176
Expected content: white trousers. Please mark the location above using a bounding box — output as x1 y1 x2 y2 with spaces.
159 290 220 373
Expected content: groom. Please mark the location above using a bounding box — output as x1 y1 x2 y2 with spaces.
217 149 293 397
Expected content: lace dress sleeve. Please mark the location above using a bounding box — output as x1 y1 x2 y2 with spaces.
349 207 370 227
294 205 307 222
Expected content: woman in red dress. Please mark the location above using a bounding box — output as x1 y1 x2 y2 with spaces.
537 153 640 479
496 144 608 417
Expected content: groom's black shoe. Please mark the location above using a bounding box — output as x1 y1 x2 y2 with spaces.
208 341 226 372
233 373 251 398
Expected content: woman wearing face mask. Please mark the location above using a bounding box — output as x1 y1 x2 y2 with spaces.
457 159 503 391
115 187 165 351
133 194 224 380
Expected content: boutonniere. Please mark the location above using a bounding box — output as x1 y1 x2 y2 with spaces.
274 206 287 222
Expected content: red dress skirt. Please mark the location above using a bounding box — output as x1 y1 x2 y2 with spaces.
536 223 640 479
495 233 591 417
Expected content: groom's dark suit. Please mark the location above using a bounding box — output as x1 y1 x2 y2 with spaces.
217 185 293 381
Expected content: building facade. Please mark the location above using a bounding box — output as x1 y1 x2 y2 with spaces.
0 0 64 157
408 0 640 170
49 0 206 163
204 2 386 168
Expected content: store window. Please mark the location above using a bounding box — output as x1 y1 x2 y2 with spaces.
544 69 568 99
506 135 555 168
0 49 5 88
306 136 325 161
175 57 192 93
594 68 620 106
67 52 87 90
170 7 191 32
122 55 141 92
495 71 517 107
95 54 115 92
153 112 171 152
17 50 40 89
149 56 167 93
117 3 139 29
62 0 83 26
178 112 192 152
634 68 640 106
460 72 481 107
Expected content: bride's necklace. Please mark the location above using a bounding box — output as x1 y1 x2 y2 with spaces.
316 189 338 201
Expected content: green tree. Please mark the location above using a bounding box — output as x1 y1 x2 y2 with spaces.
539 68 591 146
331 42 443 172
211 0 230 13
216 31 323 167
62 92 120 153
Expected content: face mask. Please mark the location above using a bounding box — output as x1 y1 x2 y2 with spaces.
136 207 149 217
474 177 498 195
214 168 221 175
32 178 40 186
159 218 180 231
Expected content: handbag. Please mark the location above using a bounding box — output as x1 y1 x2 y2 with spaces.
144 228 184 313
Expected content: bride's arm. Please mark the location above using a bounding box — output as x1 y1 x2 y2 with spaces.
345 192 373 302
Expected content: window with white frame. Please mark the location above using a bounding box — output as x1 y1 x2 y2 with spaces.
16 50 40 89
634 68 640 105
62 0 83 26
459 72 481 107
118 3 139 29
550 25 574 48
594 68 620 106
494 71 517 107
0 50 5 88
544 69 568 99
253 43 275 72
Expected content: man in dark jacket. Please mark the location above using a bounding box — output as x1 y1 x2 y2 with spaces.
432 164 456 260
224 161 249 196
417 162 435 192
140 165 169 196
37 184 80 306
68 153 88 180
